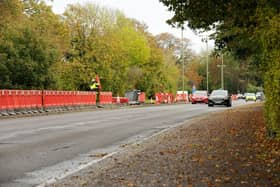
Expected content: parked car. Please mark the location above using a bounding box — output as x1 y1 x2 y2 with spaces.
190 90 208 104
245 93 256 102
208 89 232 107
125 90 141 105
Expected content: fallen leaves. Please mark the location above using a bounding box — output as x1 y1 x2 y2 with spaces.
223 176 231 183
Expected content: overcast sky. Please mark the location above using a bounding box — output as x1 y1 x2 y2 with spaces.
46 0 214 53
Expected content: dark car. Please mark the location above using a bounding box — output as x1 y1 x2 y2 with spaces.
125 90 141 105
190 90 208 104
208 90 232 107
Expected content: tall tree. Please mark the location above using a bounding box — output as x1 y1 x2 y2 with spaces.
60 3 181 96
159 0 280 137
0 0 22 29
0 0 64 89
155 33 192 92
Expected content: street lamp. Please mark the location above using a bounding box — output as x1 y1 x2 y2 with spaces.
181 27 185 94
201 36 209 93
217 54 226 89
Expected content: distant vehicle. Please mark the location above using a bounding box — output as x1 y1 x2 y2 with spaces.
245 93 256 102
256 92 265 101
190 90 208 104
125 90 141 105
237 93 244 99
208 90 232 107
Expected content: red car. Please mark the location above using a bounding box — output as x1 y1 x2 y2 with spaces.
190 90 208 104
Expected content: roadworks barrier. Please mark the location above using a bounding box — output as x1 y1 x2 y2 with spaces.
99 92 113 105
0 90 189 117
0 89 97 116
155 93 176 104
175 93 189 103
112 97 129 105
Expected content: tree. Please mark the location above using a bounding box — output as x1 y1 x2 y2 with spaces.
185 60 203 90
0 0 64 89
155 33 193 92
0 0 22 29
60 3 126 91
0 1 183 101
159 0 280 138
60 3 182 96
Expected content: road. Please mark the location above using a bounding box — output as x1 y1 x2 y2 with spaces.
0 101 247 186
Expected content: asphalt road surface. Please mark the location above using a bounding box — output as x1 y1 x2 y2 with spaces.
0 101 248 186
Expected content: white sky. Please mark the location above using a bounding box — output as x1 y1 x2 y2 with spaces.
46 0 214 53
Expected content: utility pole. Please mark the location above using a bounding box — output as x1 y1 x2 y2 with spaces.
201 36 209 93
206 37 209 93
221 54 224 89
181 27 185 94
217 54 226 89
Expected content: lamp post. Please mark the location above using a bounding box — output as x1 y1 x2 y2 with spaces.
181 27 185 94
221 54 224 89
206 37 209 93
201 36 209 93
217 54 226 89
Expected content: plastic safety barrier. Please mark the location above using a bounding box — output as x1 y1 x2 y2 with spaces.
99 92 112 104
112 97 129 104
138 92 146 103
176 93 189 103
0 90 6 110
155 93 174 104
0 90 42 111
0 90 96 113
43 90 96 108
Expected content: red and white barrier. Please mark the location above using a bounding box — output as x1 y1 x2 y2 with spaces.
176 93 189 103
155 93 175 104
0 90 43 111
99 92 112 105
112 97 129 104
0 90 96 112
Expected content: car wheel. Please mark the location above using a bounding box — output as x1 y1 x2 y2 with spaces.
192 102 196 104
208 104 213 107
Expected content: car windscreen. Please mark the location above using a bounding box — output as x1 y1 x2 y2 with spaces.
193 91 207 96
211 90 227 96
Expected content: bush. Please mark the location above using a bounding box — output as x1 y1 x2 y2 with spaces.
262 14 280 138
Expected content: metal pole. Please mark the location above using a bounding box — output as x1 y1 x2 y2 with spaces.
181 27 184 94
217 53 225 89
221 54 224 89
206 37 209 93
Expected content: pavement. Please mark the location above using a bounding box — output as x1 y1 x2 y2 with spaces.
46 103 280 187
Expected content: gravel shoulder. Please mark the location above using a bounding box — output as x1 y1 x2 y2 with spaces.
48 103 280 187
